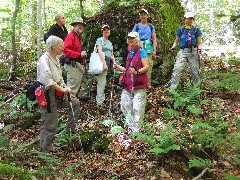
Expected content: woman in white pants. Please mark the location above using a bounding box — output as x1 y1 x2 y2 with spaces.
114 32 149 133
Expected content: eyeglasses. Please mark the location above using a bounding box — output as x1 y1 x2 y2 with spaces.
128 37 135 39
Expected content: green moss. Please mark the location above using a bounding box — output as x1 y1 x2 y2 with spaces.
0 162 32 180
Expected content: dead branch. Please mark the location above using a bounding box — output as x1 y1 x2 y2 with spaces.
192 168 220 180
0 93 19 108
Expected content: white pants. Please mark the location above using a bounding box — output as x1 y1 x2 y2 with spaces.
120 89 147 132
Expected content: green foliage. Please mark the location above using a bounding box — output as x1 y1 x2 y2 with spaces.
190 118 229 153
0 135 9 148
169 86 202 109
135 121 181 155
232 155 240 165
167 86 205 116
208 71 240 94
163 108 181 119
188 157 213 168
0 162 33 180
38 153 62 164
102 119 126 135
1 92 37 123
3 124 14 132
80 129 110 153
223 174 240 180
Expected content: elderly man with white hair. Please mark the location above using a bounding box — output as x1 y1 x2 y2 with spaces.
37 35 80 153
44 12 68 42
114 32 149 133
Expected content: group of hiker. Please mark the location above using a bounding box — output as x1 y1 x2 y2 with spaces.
37 9 202 153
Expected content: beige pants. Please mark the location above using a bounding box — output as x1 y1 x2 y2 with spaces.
64 63 89 99
96 70 107 105
170 48 200 89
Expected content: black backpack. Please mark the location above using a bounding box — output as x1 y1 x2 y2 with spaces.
24 81 42 101
44 24 59 43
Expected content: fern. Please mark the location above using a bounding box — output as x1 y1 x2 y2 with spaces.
169 86 202 109
0 135 9 148
223 174 240 180
163 108 181 119
148 144 180 154
102 119 118 128
3 124 14 132
232 155 240 165
136 121 181 155
186 105 203 115
208 71 240 93
188 157 213 168
110 126 125 135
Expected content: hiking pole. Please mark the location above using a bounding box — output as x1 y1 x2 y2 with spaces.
84 58 91 98
108 69 116 119
67 92 83 152
67 92 83 132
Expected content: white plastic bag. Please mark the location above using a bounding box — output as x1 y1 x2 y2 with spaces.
88 37 104 75
88 51 104 75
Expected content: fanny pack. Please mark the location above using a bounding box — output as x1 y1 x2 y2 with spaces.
144 39 153 54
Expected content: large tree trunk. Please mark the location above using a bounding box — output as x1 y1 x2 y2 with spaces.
43 0 47 30
80 0 85 21
36 0 43 59
31 0 37 47
8 0 20 81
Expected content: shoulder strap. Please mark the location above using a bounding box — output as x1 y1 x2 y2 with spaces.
148 23 153 33
193 25 198 35
179 26 185 37
136 23 139 32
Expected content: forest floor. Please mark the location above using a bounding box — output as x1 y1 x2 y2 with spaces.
0 55 240 179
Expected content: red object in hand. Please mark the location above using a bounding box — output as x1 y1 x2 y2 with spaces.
56 90 64 97
35 88 47 107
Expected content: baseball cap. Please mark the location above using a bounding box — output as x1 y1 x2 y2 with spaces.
139 8 149 15
127 32 139 38
101 24 110 31
184 12 194 19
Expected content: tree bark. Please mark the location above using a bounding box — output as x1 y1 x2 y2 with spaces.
80 0 85 21
36 0 43 59
8 0 21 81
31 0 37 47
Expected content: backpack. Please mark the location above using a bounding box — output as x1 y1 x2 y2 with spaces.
179 25 198 46
24 81 43 101
136 23 153 34
44 24 59 43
